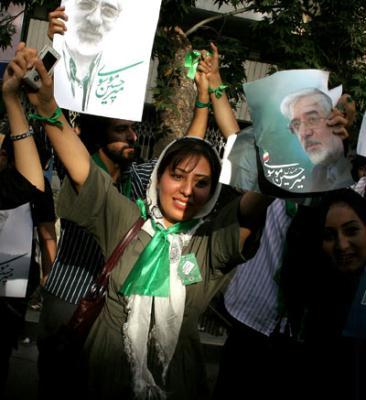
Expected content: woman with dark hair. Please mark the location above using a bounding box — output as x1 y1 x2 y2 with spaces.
56 133 268 399
19 43 271 399
283 189 366 400
0 42 49 394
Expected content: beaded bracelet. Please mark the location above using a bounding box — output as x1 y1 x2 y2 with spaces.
195 100 211 109
10 128 34 142
208 84 228 99
28 106 63 127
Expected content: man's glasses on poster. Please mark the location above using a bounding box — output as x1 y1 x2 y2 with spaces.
76 0 121 21
289 112 328 135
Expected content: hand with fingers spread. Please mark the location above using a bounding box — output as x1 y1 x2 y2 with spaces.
47 6 68 40
327 108 350 140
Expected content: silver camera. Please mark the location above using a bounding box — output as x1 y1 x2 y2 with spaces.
23 45 60 90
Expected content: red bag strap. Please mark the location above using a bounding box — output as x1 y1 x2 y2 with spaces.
94 217 144 290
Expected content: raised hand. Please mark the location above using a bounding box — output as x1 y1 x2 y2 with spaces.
327 94 357 140
197 42 222 87
48 6 68 40
2 43 37 99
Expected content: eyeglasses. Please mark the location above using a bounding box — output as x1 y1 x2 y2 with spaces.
289 114 328 135
76 0 122 21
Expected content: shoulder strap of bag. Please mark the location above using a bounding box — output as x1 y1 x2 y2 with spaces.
92 217 144 292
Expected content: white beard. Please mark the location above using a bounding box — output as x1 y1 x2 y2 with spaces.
308 135 344 166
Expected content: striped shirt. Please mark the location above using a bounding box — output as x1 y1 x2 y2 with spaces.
44 159 157 304
224 199 292 336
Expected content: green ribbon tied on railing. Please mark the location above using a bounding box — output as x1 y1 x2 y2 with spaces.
184 50 201 80
120 200 199 297
28 106 63 127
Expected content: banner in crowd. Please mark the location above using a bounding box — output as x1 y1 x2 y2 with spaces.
220 69 354 195
53 0 162 120
0 203 33 298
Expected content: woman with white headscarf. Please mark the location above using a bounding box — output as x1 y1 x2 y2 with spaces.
21 44 271 399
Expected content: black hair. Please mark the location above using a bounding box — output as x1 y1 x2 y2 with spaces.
78 114 113 154
157 137 221 194
319 188 366 227
1 134 13 162
351 154 366 182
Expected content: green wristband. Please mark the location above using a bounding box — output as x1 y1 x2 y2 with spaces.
195 100 211 108
208 84 228 99
28 106 63 127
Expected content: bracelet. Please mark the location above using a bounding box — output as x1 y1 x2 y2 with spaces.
195 100 211 109
208 84 228 99
28 106 63 127
10 128 34 141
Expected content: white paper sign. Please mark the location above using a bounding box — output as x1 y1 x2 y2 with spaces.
53 0 162 121
357 111 366 157
0 203 33 298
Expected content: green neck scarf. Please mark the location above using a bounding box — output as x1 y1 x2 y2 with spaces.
120 200 199 297
120 174 132 199
92 153 109 174
92 153 133 199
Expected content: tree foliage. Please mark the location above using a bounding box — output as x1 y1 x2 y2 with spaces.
0 1 58 50
154 0 366 145
1 0 365 143
244 0 366 132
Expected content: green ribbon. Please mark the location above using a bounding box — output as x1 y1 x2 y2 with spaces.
120 175 132 199
208 84 228 99
120 201 199 297
136 198 147 220
92 153 109 174
28 107 63 127
285 200 297 218
184 50 201 80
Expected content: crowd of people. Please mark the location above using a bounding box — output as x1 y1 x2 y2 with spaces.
1 3 366 400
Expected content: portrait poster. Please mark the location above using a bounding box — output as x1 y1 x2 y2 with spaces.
53 0 162 120
220 69 354 194
0 203 33 298
356 111 366 157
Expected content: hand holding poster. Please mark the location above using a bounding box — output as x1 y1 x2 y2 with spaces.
53 0 162 120
220 69 354 195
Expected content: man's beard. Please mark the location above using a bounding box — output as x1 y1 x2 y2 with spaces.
102 146 134 170
307 136 344 166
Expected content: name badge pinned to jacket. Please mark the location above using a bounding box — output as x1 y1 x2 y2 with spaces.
178 253 202 286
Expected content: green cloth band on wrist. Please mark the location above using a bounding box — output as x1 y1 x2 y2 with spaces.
28 107 63 127
195 100 211 108
208 84 228 99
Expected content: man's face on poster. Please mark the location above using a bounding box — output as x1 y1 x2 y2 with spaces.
66 0 123 57
289 95 343 166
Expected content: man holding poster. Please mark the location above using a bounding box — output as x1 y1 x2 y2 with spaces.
51 0 162 120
